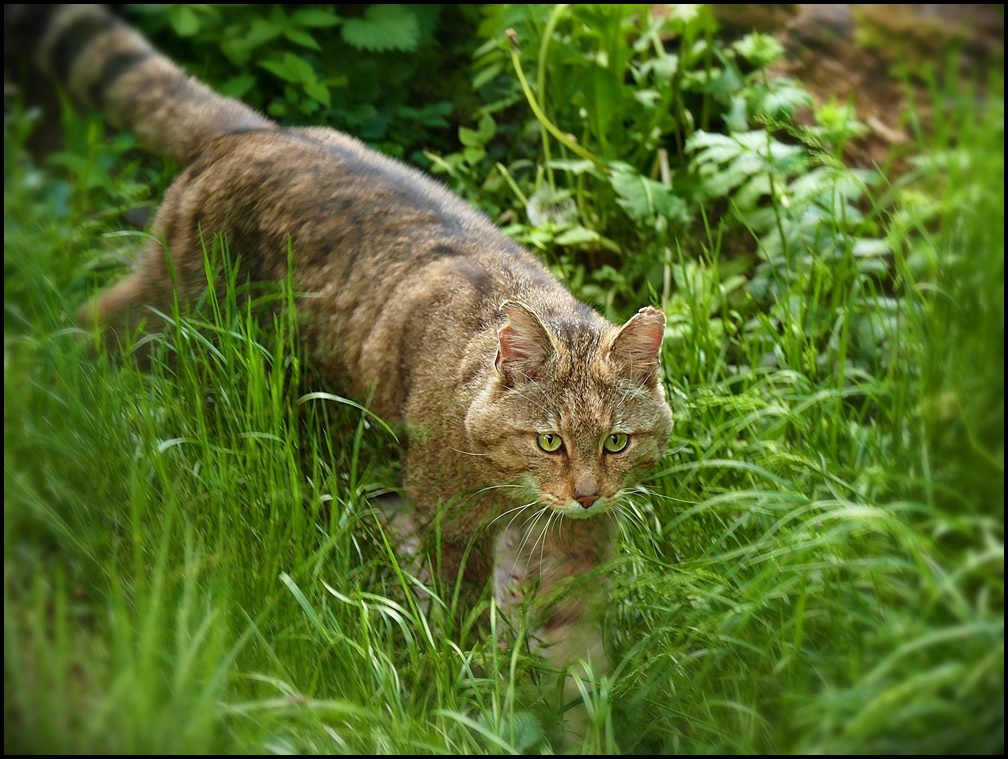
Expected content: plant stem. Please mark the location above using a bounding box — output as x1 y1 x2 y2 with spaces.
505 28 604 170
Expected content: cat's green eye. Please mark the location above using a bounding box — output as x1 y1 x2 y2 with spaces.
604 432 630 454
536 432 563 453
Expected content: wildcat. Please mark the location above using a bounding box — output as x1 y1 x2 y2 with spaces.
5 3 673 709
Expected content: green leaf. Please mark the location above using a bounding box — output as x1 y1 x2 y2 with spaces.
554 225 601 247
474 114 496 143
634 88 662 108
284 27 321 51
291 7 343 28
724 94 749 132
458 127 483 148
753 79 814 121
458 115 495 147
509 711 544 753
341 5 419 52
267 99 288 119
640 54 678 81
303 80 331 108
267 4 288 27
221 18 283 66
548 159 602 177
733 32 785 68
462 146 486 164
735 173 773 209
218 74 257 100
610 166 689 224
472 62 502 90
169 5 201 37
260 52 317 85
666 3 702 26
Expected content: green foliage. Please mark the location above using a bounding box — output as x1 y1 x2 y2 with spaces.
4 3 1003 755
340 4 420 52
427 4 878 336
123 4 480 159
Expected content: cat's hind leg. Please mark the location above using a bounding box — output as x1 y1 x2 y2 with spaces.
75 238 182 363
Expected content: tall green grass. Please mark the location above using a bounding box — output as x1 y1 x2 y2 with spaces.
4 35 1003 759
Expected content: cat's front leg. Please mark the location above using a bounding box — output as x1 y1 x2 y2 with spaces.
435 529 497 618
497 515 616 737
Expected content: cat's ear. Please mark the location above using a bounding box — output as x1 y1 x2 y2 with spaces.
609 305 666 386
495 300 555 386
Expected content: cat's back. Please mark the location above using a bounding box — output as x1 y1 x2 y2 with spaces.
168 124 581 418
176 125 554 296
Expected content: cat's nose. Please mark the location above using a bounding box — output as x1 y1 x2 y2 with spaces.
575 491 600 509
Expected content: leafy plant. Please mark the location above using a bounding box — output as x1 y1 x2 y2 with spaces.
123 4 481 159
429 6 908 401
428 5 721 316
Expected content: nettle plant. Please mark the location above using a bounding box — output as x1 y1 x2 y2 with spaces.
124 3 479 159
429 4 899 385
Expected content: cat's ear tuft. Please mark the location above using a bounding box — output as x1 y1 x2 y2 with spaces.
609 305 666 386
495 301 555 386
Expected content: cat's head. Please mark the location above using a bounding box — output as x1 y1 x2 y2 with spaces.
465 300 673 520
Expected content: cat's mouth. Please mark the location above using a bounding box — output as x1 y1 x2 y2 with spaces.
541 494 614 520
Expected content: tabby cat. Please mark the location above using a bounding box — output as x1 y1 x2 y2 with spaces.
5 3 674 703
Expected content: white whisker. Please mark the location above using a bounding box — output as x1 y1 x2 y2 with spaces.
535 510 558 578
614 503 647 533
526 508 554 578
449 447 492 458
470 481 529 498
515 504 550 571
643 489 698 507
484 498 539 533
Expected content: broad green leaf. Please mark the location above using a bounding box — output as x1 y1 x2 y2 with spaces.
509 711 545 753
756 80 814 120
640 54 679 81
474 114 496 142
472 62 502 90
610 167 689 224
458 127 483 148
725 94 749 132
284 27 321 51
634 88 662 108
221 18 283 65
169 5 201 37
341 5 419 53
459 115 495 147
260 53 316 85
554 225 601 247
268 4 288 27
291 7 343 28
219 74 257 100
463 146 486 164
735 173 773 209
303 80 331 108
548 159 601 177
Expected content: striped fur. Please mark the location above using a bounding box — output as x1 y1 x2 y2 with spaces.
7 4 674 690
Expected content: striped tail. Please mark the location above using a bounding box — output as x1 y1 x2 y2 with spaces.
5 4 275 164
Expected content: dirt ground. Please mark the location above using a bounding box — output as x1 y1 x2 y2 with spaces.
711 4 1004 172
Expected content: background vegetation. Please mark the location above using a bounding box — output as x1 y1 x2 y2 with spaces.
5 4 1003 753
